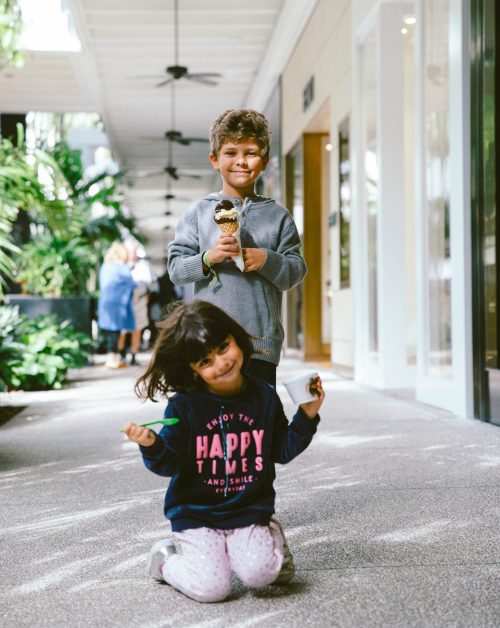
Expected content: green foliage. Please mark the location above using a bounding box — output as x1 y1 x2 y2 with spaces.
49 140 142 250
0 0 24 70
0 202 20 293
0 128 143 297
15 234 96 297
0 305 90 391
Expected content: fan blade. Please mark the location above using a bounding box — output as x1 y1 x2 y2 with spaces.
138 170 166 178
185 136 209 143
130 75 167 79
165 193 190 201
156 77 175 87
188 72 222 78
178 173 202 179
185 74 219 86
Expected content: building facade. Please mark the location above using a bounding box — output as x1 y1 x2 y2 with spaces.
273 0 499 425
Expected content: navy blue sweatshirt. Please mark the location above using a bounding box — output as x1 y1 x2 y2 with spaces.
139 376 320 532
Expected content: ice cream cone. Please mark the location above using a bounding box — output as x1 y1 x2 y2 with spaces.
214 200 244 272
217 221 239 235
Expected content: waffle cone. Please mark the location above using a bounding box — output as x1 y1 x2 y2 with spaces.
217 221 239 235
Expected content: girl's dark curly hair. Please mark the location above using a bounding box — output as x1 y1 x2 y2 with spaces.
135 300 254 401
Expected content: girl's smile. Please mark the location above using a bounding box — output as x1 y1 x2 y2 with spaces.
190 335 245 396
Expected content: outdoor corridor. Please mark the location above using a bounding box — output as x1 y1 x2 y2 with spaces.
1 354 499 627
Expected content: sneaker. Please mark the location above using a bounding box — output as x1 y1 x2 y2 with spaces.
104 355 126 369
147 539 177 581
270 518 295 585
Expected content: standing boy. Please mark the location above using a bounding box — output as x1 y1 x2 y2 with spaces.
167 109 307 386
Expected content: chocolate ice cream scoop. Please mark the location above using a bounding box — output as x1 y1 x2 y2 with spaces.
214 199 239 233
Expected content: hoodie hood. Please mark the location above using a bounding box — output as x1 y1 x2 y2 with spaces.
202 191 275 209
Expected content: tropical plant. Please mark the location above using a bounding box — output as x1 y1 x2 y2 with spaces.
0 305 90 391
0 126 70 296
0 202 20 294
0 126 143 296
0 0 24 70
49 140 141 250
15 234 96 297
16 140 143 296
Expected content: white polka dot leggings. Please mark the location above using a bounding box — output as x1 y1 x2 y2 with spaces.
160 521 285 603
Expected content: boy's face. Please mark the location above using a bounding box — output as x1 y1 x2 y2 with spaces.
209 138 268 198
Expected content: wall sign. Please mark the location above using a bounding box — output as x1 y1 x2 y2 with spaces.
303 76 314 111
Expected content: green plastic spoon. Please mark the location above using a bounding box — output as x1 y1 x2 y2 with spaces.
120 417 180 432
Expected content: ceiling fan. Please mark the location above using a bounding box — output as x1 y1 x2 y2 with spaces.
141 165 203 180
164 192 191 201
166 130 208 145
139 129 208 146
156 0 221 88
137 81 211 180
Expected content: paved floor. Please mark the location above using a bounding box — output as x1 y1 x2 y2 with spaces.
1 354 499 627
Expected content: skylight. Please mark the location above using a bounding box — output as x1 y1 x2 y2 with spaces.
19 0 81 52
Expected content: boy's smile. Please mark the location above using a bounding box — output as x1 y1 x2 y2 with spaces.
209 139 268 199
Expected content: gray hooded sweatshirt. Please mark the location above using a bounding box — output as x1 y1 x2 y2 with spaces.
167 192 307 365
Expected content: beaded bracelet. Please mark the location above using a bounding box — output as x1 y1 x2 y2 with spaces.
202 251 220 290
202 251 215 273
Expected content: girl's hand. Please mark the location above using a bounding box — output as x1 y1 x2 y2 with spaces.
123 422 157 447
299 376 325 419
206 234 240 265
242 248 266 272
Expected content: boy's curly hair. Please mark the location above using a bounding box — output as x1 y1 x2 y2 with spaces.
135 300 254 401
209 109 271 158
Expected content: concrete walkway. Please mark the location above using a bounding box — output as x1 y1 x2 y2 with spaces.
1 354 499 627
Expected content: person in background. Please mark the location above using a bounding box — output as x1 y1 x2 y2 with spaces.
147 258 181 347
97 242 136 369
118 243 156 365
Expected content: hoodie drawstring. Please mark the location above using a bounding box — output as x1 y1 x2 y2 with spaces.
218 405 229 498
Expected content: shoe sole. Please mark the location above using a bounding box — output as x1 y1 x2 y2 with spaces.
270 518 295 585
147 539 176 581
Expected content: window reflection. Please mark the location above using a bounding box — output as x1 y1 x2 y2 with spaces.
339 119 351 288
360 29 379 361
285 142 303 351
423 0 452 377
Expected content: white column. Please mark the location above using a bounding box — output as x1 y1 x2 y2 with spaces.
378 2 415 387
352 1 415 388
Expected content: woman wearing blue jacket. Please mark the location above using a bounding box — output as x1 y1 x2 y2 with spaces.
97 242 136 369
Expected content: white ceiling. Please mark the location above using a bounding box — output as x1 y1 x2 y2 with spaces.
0 0 318 267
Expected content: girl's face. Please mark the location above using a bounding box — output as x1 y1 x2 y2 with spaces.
190 335 245 396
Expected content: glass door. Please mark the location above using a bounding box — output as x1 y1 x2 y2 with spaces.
285 141 304 352
471 0 500 424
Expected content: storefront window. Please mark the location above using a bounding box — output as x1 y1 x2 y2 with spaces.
285 141 303 350
339 119 351 288
403 14 417 366
259 82 282 203
360 29 379 361
423 0 452 377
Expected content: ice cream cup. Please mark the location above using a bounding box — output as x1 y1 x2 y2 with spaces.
283 371 320 405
